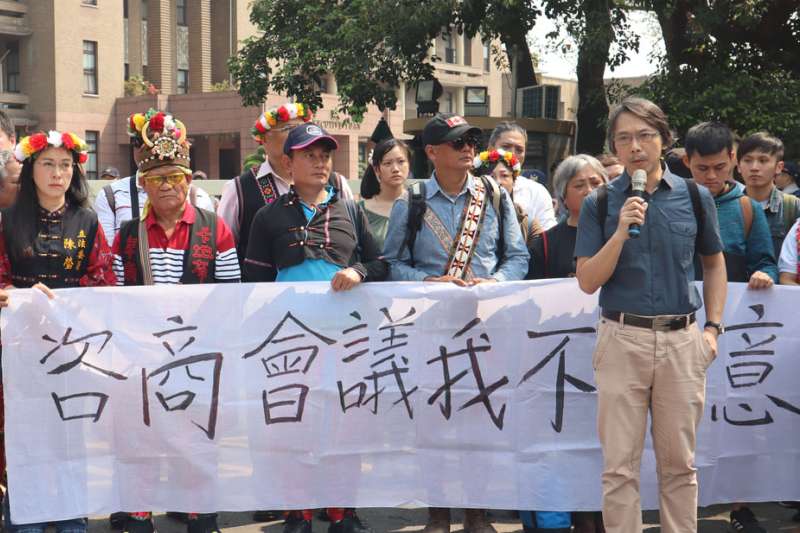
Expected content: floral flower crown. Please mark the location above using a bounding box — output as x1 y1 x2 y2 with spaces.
251 103 312 141
473 148 522 177
128 109 191 173
14 131 89 164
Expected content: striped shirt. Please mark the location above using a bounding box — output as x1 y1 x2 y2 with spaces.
111 203 240 285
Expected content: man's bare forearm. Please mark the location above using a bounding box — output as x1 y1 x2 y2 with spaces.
701 252 727 323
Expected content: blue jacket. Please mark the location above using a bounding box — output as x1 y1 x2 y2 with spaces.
714 182 777 282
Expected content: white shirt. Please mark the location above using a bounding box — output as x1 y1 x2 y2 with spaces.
93 174 216 240
216 158 354 242
513 177 557 231
778 218 800 274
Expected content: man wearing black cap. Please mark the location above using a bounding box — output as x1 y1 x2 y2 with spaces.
383 113 528 286
382 114 528 533
776 161 800 196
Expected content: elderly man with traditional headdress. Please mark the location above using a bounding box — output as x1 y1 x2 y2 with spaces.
110 111 239 533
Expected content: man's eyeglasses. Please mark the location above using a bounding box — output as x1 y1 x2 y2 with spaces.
142 172 186 187
446 135 480 151
614 130 660 147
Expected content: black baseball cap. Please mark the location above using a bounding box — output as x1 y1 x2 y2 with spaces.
782 161 800 182
100 166 120 179
283 123 339 155
421 113 482 147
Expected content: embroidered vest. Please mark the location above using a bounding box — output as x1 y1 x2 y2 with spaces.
2 205 98 289
117 207 218 285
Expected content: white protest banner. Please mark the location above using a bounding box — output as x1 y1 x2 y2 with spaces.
1 280 798 523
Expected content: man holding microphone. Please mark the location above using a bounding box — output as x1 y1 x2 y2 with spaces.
574 97 727 533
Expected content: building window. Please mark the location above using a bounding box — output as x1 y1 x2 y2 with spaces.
463 36 472 66
177 69 189 94
5 42 20 93
82 0 98 5
358 141 369 177
83 41 98 95
124 63 130 81
441 90 454 113
544 86 560 119
444 34 456 64
141 0 148 20
123 0 128 18
85 131 99 180
483 42 490 72
176 0 187 26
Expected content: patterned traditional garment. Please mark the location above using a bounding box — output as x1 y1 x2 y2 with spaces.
0 203 116 288
111 202 240 285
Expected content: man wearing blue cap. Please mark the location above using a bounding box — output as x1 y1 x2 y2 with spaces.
243 123 385 533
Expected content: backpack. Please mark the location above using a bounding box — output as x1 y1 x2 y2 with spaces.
403 175 505 267
595 178 704 249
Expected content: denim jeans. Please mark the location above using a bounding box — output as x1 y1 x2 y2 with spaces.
3 493 87 533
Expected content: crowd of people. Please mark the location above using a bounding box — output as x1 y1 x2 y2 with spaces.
0 94 797 533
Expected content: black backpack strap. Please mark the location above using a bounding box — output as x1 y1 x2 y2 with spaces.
343 199 364 261
403 181 426 267
686 179 704 250
596 184 608 241
129 176 140 218
102 184 116 213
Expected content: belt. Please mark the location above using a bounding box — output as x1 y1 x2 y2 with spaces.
601 310 695 331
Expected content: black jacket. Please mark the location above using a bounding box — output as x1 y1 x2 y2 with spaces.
243 188 388 282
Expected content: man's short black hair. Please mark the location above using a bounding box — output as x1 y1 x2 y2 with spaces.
0 110 14 140
684 121 734 159
737 131 784 162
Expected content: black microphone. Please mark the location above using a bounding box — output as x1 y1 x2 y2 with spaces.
628 169 647 238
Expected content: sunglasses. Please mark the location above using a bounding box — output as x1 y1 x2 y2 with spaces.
446 135 480 151
142 172 186 187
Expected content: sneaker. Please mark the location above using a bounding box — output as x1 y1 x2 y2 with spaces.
123 515 156 533
110 512 128 530
328 512 373 533
730 507 766 533
187 513 220 533
283 514 312 533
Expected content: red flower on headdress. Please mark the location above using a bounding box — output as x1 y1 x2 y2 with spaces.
62 132 75 150
29 133 48 152
129 115 136 130
254 120 267 134
488 150 500 162
276 106 290 122
78 152 88 164
149 112 165 133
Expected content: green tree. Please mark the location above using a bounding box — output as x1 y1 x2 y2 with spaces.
629 0 800 156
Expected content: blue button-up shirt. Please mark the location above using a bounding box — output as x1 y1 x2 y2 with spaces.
383 173 529 281
575 168 723 316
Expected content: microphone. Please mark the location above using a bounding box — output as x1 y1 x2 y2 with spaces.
628 169 647 238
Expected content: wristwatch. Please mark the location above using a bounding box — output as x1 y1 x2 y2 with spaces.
704 321 725 335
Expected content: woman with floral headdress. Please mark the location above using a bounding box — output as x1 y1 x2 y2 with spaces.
0 131 115 533
0 131 115 292
473 147 536 245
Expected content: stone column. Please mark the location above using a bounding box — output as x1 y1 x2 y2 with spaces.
147 0 174 94
187 0 211 93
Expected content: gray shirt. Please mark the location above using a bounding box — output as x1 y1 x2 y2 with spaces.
575 168 723 316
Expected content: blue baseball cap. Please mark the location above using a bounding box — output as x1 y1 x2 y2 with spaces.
283 123 339 155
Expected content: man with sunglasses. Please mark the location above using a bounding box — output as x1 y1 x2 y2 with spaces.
110 111 239 533
218 103 353 270
94 109 215 242
383 113 528 533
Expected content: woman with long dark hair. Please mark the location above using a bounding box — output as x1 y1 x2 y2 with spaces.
0 130 115 292
359 138 411 250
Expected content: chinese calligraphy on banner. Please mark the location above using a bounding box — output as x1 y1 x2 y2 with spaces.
2 280 798 523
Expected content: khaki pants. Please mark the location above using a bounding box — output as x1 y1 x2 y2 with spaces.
593 317 716 533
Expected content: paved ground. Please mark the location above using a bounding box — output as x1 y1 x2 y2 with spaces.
86 504 800 533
